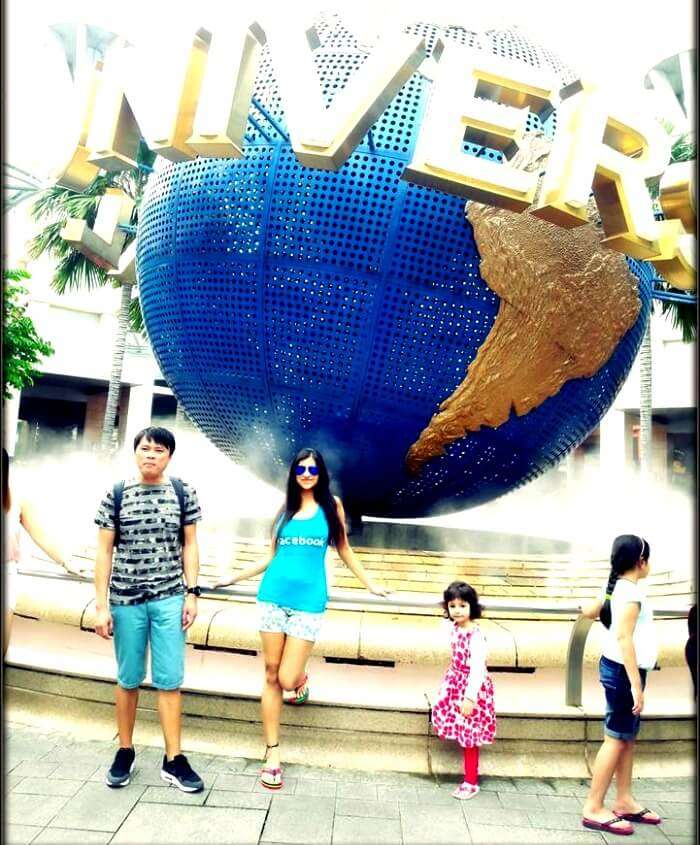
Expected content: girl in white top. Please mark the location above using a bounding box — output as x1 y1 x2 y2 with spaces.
3 448 74 657
580 535 662 835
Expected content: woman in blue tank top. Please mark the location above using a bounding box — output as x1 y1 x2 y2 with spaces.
215 448 388 790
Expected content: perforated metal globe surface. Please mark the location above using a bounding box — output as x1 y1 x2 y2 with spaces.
137 17 653 518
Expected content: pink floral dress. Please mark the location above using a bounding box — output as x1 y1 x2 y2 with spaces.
431 623 496 748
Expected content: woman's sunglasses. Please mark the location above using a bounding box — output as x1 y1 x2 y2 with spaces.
295 465 319 476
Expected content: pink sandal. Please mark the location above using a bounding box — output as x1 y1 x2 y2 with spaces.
452 782 479 800
260 743 283 790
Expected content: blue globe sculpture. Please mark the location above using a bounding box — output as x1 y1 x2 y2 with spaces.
137 16 653 518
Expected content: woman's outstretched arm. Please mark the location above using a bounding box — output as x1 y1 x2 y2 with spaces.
334 498 389 597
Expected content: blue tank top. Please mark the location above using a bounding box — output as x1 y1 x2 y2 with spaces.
257 506 330 613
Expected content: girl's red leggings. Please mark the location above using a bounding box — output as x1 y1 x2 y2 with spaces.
463 746 479 785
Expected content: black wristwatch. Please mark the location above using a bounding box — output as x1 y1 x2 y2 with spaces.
186 586 202 597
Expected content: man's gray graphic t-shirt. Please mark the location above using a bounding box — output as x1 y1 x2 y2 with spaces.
95 478 202 606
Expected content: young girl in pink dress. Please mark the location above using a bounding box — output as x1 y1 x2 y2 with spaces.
431 580 496 799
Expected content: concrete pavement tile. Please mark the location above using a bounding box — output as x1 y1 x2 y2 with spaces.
38 748 105 766
294 778 337 797
48 782 146 832
7 774 24 790
49 763 102 781
206 790 271 810
40 741 112 764
211 772 258 792
497 791 544 810
7 739 61 762
177 751 215 772
461 806 531 828
133 745 163 761
477 777 518 792
139 784 210 805
601 825 671 845
261 795 335 844
526 811 596 831
467 823 602 844
5 825 42 845
549 777 590 795
645 779 692 791
6 793 71 827
376 785 419 803
205 756 248 773
662 839 693 845
400 802 469 844
6 752 31 771
13 778 84 797
655 818 695 838
111 803 266 844
657 801 695 819
415 786 457 805
335 799 400 819
637 790 696 805
129 766 171 787
454 789 501 809
332 815 402 844
253 776 298 795
336 782 378 800
539 794 582 813
32 829 113 844
513 777 558 794
9 762 60 778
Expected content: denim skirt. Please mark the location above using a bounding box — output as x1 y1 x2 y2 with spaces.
599 655 647 740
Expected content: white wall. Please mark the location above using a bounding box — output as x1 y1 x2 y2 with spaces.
614 309 696 412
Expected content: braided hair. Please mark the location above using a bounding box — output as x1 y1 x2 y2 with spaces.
599 534 650 629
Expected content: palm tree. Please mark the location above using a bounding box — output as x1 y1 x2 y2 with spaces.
638 132 696 480
27 143 154 451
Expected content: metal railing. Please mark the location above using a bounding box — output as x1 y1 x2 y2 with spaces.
16 565 691 708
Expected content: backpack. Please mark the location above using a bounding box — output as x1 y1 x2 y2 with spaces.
112 477 186 547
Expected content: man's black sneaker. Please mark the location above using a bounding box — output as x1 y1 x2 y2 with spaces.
160 754 204 792
106 747 136 787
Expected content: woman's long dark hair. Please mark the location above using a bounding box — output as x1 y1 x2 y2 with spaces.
599 534 650 629
272 448 345 547
2 448 10 512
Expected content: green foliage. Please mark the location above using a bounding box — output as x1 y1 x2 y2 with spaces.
3 268 54 399
26 143 154 332
670 133 696 163
653 129 696 343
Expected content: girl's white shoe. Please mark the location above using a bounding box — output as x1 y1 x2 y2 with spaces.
452 781 480 800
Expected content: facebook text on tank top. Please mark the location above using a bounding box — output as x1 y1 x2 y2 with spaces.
257 507 330 613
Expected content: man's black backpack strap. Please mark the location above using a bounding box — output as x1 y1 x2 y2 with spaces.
169 476 187 545
112 480 126 547
112 477 186 547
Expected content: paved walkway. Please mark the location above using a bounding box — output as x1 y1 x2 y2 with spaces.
5 722 695 844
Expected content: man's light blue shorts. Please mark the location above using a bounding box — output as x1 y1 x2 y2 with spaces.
111 592 186 690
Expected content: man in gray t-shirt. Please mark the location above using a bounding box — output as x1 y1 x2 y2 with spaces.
94 426 204 793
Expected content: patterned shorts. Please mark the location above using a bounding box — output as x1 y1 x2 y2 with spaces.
257 601 324 642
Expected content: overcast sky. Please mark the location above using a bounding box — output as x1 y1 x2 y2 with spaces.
6 0 694 177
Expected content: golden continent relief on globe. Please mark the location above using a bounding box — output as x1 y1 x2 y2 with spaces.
405 137 641 475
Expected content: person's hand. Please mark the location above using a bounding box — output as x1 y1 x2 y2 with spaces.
63 557 92 578
367 582 391 598
631 686 644 716
212 574 237 589
182 594 198 630
460 699 475 717
94 606 113 639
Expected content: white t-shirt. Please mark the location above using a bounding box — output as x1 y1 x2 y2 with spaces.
601 578 658 671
